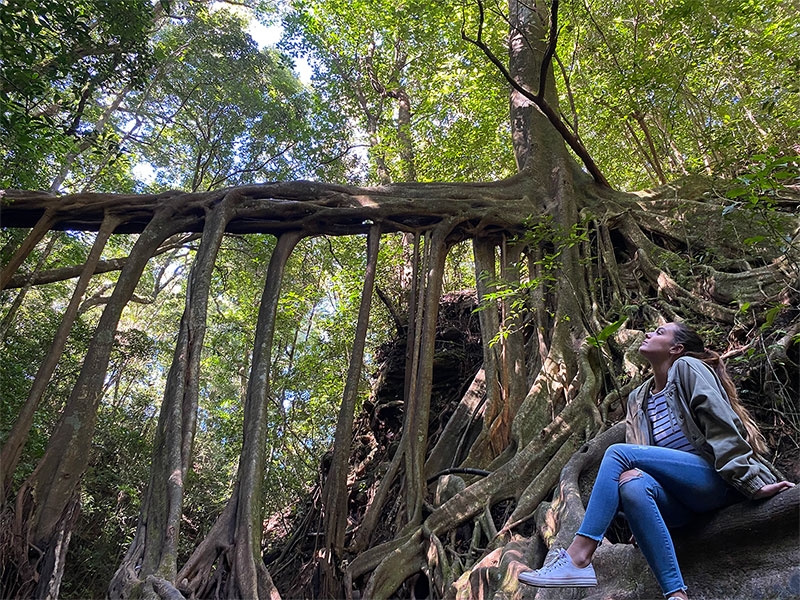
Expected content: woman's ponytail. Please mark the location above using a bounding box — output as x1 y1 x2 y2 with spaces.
673 323 768 456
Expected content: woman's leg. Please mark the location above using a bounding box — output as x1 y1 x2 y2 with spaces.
618 469 693 597
568 444 737 596
575 443 733 544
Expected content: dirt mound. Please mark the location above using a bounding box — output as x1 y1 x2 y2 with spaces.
266 290 483 598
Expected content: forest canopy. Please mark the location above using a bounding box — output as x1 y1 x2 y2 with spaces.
1 0 798 599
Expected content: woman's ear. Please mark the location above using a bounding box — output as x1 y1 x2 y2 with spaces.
669 343 685 356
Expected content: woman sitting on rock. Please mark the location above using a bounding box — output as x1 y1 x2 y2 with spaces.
518 321 794 600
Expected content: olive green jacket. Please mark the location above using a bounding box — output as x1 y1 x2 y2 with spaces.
625 356 777 499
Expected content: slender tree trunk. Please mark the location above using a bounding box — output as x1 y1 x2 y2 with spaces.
108 195 236 598
650 112 689 176
0 209 56 291
3 205 190 600
176 231 301 600
49 82 135 193
322 225 381 551
623 119 660 183
402 231 422 409
459 239 502 467
1 214 120 500
396 85 419 313
0 231 61 340
497 240 527 441
321 225 381 591
230 233 301 600
401 230 431 520
395 88 417 183
366 114 391 185
631 111 667 184
348 232 421 553
402 220 455 526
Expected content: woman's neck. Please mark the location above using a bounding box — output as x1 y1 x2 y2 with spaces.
650 357 675 393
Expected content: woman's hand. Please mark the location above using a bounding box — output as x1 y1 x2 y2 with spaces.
753 480 795 499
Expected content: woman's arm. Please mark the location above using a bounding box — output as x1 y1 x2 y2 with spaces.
624 384 649 445
674 358 778 498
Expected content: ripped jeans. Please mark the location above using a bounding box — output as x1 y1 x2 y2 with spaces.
576 443 743 596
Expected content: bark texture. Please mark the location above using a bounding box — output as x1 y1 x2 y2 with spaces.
321 224 381 584
108 194 236 599
2 156 797 600
174 231 301 600
2 204 195 599
1 214 120 500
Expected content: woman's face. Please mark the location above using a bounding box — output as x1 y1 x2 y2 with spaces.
639 322 682 361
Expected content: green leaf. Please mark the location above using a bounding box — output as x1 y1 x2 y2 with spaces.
587 317 627 348
725 187 749 199
743 235 765 246
760 305 783 331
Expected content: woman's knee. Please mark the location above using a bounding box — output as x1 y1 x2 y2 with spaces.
619 469 643 485
603 443 625 458
618 469 651 506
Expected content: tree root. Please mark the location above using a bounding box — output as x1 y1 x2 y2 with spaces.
425 367 488 479
145 575 187 600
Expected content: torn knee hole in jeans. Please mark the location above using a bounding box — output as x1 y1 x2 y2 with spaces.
618 469 644 486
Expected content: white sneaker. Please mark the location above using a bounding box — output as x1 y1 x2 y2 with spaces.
518 548 597 587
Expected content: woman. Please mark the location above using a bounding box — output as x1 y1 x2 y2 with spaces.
518 322 795 600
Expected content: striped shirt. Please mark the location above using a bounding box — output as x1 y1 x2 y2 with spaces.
647 389 698 454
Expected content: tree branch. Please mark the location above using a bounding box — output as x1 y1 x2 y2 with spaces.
462 0 611 188
375 285 404 335
4 234 201 289
538 0 559 101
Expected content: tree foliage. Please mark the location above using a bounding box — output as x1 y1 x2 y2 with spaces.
0 0 156 190
553 0 800 187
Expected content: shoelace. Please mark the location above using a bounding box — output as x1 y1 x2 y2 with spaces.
537 549 569 573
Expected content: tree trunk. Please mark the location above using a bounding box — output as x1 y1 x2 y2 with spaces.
108 195 236 598
458 239 502 467
49 82 136 193
401 220 456 527
176 231 301 600
0 209 56 291
320 225 381 594
1 1 798 596
1 214 120 500
395 87 417 183
2 204 191 600
0 231 61 340
508 0 568 177
631 111 667 184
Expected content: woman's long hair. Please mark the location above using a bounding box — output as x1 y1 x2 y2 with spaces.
672 322 768 456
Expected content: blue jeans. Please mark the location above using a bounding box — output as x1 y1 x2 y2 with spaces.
576 443 742 596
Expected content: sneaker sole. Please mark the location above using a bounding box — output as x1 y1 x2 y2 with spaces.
518 575 597 587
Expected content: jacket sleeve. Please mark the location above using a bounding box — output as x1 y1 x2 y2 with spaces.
624 388 642 444
624 396 636 444
675 359 776 498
